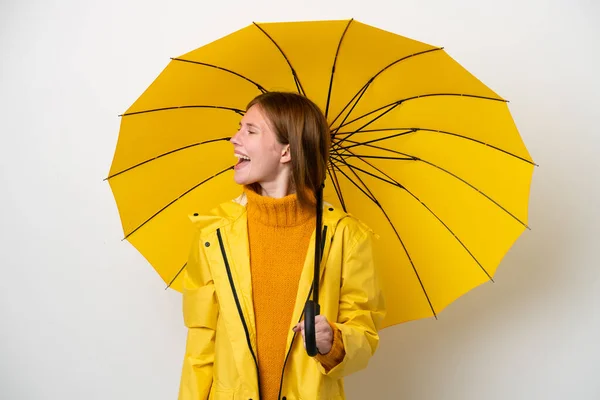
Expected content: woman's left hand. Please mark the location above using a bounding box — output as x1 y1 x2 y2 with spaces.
292 315 333 355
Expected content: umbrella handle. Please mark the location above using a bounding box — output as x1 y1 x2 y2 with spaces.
305 182 324 357
304 300 320 357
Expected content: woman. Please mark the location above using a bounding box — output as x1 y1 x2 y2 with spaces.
178 92 385 400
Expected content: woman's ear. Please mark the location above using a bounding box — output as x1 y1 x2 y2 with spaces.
281 145 292 163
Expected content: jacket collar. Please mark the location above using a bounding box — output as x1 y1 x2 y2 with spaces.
189 191 347 234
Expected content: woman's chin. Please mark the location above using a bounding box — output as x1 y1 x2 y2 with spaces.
233 175 252 186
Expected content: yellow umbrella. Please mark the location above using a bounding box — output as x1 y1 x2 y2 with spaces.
108 19 535 328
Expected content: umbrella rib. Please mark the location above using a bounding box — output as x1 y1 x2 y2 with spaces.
329 47 444 127
328 136 354 211
122 165 234 240
171 57 268 93
325 19 354 118
120 105 245 118
341 154 415 161
333 93 506 133
337 138 531 229
329 160 439 319
419 127 536 166
413 157 531 230
332 154 380 205
106 138 231 180
335 126 536 166
333 128 416 153
330 82 372 135
166 261 187 289
329 158 376 203
330 155 399 189
326 161 347 212
332 101 402 146
330 157 376 203
253 22 306 96
328 80 369 130
334 151 495 281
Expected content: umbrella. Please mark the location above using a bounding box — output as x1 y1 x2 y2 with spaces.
107 19 535 356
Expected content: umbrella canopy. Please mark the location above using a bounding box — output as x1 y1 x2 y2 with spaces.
108 19 535 328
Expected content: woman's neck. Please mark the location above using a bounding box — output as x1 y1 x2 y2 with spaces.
255 181 295 199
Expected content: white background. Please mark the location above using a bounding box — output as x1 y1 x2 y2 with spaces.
1 0 599 399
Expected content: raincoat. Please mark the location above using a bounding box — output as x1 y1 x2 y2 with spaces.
178 194 386 400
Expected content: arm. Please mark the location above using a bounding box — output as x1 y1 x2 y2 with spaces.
178 232 219 400
315 225 386 379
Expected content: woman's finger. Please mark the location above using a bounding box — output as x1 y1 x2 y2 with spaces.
292 321 304 333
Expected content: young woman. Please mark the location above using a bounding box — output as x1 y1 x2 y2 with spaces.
178 92 385 400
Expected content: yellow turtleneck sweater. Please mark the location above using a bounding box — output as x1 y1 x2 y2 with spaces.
244 188 345 399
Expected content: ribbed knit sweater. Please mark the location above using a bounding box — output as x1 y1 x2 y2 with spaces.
244 187 345 400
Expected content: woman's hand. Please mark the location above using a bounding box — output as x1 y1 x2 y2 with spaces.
292 315 333 355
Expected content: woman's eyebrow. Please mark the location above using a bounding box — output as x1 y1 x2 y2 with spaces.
240 122 260 129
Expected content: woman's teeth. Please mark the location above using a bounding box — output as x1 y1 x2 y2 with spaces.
235 154 251 166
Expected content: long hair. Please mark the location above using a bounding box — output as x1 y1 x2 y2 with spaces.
246 92 330 209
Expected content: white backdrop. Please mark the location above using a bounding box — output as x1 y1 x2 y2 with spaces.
1 0 599 399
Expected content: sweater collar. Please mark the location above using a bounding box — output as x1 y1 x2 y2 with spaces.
244 186 316 227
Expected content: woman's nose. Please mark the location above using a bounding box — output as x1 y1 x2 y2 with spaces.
230 131 240 145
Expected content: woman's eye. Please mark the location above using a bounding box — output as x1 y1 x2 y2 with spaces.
248 131 256 134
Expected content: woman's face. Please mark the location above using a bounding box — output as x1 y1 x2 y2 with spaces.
230 104 291 188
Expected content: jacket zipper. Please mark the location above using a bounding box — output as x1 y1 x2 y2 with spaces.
217 228 262 400
277 226 328 400
206 382 212 400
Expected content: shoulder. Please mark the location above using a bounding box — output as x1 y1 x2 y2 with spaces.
325 203 378 244
187 192 247 236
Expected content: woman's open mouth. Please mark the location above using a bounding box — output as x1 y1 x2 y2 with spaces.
234 153 251 169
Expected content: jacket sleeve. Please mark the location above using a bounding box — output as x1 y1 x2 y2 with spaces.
178 230 219 400
315 223 386 379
